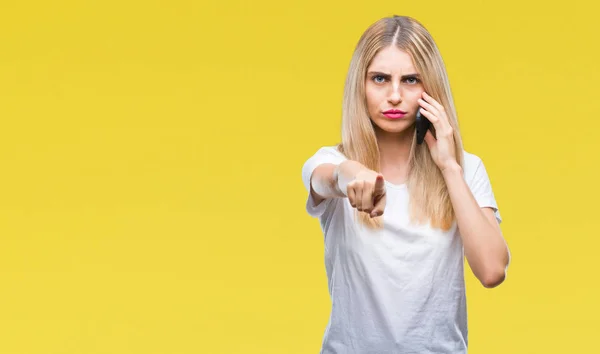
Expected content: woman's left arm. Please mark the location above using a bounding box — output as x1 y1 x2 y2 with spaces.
441 163 510 288
418 92 510 288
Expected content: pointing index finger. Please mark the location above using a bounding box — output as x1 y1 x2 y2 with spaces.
374 174 386 194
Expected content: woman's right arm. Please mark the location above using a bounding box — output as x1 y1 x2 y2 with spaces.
310 160 386 217
309 160 362 204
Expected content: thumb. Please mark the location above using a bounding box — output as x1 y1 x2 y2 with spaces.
423 129 436 149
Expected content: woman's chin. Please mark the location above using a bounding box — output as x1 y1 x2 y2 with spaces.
372 119 415 135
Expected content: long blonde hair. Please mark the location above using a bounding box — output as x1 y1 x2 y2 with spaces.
337 15 464 231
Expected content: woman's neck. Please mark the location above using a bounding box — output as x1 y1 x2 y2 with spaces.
375 127 414 184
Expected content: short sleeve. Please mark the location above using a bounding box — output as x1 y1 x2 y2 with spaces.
467 156 502 224
301 146 347 218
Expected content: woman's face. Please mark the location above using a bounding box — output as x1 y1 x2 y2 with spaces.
365 45 424 135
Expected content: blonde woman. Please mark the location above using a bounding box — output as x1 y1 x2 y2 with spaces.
301 15 511 353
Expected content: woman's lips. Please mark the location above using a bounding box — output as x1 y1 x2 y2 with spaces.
383 111 407 119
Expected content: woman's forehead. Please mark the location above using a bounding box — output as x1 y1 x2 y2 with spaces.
368 46 417 74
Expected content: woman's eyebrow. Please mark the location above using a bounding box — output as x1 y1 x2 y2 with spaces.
367 71 420 79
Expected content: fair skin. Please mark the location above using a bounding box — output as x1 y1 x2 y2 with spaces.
309 45 510 288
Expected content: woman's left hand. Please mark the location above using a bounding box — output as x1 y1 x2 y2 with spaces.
418 92 459 172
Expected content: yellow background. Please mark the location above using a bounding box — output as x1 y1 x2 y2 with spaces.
1 0 598 353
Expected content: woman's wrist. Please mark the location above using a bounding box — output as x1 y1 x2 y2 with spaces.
335 160 368 197
441 162 463 180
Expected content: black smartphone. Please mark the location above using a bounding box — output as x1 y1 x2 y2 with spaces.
415 108 431 145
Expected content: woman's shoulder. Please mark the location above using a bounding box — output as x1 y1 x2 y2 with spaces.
460 149 491 183
310 144 348 160
461 150 483 167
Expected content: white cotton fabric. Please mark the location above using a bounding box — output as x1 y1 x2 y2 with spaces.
301 146 502 354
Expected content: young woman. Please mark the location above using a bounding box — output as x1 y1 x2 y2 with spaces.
301 15 511 353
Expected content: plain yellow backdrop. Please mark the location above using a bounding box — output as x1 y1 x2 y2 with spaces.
1 0 599 353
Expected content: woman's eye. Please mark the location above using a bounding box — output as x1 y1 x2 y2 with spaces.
373 75 386 83
405 77 419 84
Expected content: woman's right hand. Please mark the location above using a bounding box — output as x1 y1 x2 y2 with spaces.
345 169 387 218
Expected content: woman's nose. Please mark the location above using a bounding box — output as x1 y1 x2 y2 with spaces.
388 82 402 104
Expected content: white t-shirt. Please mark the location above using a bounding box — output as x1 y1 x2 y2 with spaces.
301 146 502 354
